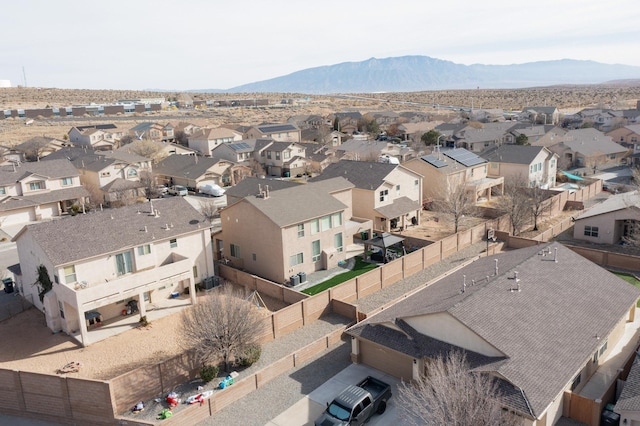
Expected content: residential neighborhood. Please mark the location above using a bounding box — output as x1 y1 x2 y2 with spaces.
1 92 640 426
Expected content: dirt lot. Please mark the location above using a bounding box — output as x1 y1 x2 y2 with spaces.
0 285 283 381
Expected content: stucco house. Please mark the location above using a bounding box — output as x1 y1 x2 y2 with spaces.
480 145 558 188
572 190 640 245
606 124 640 148
0 159 89 227
254 140 309 177
615 359 640 424
154 154 237 188
216 177 368 284
548 128 628 170
244 123 301 143
520 106 560 125
452 122 517 152
512 124 567 148
13 136 68 161
187 127 243 156
68 125 123 150
44 148 152 206
129 122 175 142
346 242 640 425
404 147 504 203
310 160 422 232
12 197 214 346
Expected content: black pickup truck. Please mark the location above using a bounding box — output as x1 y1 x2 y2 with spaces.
315 376 392 426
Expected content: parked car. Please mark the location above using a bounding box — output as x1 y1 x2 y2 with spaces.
168 185 188 196
315 376 391 426
199 184 225 197
156 185 168 196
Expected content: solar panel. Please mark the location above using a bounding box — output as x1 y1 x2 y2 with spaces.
420 155 448 168
229 142 252 151
443 148 486 167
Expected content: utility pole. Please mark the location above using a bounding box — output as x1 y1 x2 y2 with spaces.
22 66 27 88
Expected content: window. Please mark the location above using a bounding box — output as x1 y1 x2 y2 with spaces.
127 169 138 177
58 301 65 319
289 252 303 266
284 151 290 159
396 185 400 196
312 240 321 262
64 265 76 284
61 177 73 186
571 373 581 391
599 340 608 356
252 253 257 261
550 159 556 168
321 215 331 231
0 187 5 195
297 223 304 237
275 151 281 160
379 189 388 202
334 233 343 252
230 244 241 258
414 179 418 187
331 212 342 227
29 181 44 191
584 226 599 237
115 251 133 276
609 154 616 160
137 244 151 255
169 238 177 248
311 219 320 234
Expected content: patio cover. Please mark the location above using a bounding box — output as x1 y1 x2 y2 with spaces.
364 232 404 249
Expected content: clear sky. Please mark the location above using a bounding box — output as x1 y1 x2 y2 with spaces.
1 0 638 91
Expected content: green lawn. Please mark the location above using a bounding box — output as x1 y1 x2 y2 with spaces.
302 257 379 296
613 272 640 307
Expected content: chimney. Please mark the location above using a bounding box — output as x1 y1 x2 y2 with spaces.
265 185 270 199
553 247 558 262
494 259 498 276
461 275 466 293
144 225 147 233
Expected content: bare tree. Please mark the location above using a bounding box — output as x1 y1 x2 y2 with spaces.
527 186 553 231
431 181 479 233
199 200 219 223
181 285 265 371
497 178 532 236
122 140 165 162
397 351 520 426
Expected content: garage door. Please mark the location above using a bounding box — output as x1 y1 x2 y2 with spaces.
359 339 413 380
0 208 35 226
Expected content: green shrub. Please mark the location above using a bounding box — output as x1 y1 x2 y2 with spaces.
200 364 219 383
139 316 150 327
238 344 261 367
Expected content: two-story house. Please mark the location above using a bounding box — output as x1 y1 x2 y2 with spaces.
520 106 560 125
44 148 152 206
13 136 68 161
154 154 232 188
0 159 89 227
255 140 309 177
68 125 124 150
606 124 640 148
129 122 175 142
511 124 567 148
548 128 628 170
217 177 367 284
480 145 558 188
187 127 243 156
404 147 504 203
328 112 363 135
13 197 214 346
310 160 422 232
452 122 517 152
244 123 301 143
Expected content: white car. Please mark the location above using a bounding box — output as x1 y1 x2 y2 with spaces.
168 185 188 196
199 184 225 197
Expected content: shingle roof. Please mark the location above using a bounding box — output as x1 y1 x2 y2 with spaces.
236 177 352 228
0 159 80 185
309 160 398 190
154 155 219 179
347 242 640 418
562 128 628 156
615 359 640 411
225 177 302 199
14 197 210 266
480 145 547 165
574 190 640 220
43 148 116 172
0 186 89 213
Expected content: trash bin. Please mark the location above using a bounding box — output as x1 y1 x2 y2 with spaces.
298 272 307 283
601 409 620 426
284 171 290 178
2 278 14 294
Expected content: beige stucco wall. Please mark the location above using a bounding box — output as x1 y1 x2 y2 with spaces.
574 208 640 245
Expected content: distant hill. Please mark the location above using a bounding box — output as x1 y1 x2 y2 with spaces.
195 56 640 94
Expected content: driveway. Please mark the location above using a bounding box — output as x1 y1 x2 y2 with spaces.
266 364 401 426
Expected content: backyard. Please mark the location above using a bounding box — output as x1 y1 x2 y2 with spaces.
301 257 379 295
613 272 640 306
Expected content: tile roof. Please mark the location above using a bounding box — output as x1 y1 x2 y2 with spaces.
14 197 210 266
236 177 352 228
347 242 640 418
309 160 398 190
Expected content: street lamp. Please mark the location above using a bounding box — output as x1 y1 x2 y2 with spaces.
436 134 446 149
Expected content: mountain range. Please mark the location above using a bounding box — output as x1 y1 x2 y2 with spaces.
198 56 640 94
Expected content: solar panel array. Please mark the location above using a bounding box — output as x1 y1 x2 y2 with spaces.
228 142 253 151
443 148 486 167
420 155 448 168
